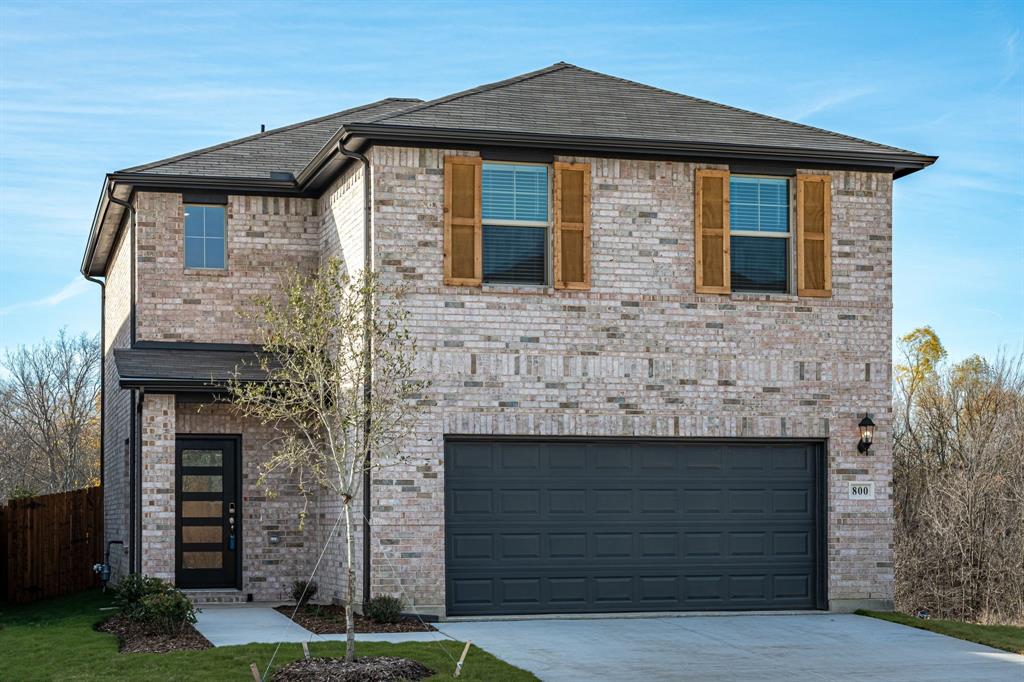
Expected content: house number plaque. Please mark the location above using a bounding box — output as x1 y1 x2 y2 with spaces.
848 481 875 500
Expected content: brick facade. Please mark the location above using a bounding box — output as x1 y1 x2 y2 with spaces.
134 192 320 344
102 224 133 580
107 143 895 614
369 146 894 614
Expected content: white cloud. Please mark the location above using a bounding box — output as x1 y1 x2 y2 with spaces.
787 88 875 122
0 277 93 315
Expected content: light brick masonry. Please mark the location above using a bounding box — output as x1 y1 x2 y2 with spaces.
109 143 895 614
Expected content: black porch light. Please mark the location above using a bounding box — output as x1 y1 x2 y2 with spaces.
857 415 875 454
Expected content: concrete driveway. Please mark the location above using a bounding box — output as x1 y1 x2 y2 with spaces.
439 614 1024 682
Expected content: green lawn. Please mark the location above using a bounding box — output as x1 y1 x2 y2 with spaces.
0 591 538 681
857 610 1024 655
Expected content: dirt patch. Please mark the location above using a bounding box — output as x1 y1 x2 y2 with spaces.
96 614 212 654
274 604 435 634
272 656 433 682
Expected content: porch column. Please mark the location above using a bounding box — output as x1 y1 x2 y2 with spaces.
141 393 176 580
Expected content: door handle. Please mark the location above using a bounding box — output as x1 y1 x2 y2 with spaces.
228 502 236 550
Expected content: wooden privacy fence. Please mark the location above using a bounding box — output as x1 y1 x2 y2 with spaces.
1 486 103 604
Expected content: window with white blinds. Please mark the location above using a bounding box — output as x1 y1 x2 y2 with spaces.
729 176 790 293
481 162 550 284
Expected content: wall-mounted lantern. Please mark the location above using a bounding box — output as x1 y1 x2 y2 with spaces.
857 415 875 454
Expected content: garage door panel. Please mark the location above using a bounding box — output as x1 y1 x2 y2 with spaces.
446 440 822 615
549 488 587 513
547 445 587 471
499 489 540 514
449 442 494 472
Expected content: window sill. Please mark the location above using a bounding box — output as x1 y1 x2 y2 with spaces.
729 292 800 303
183 267 230 276
480 282 554 295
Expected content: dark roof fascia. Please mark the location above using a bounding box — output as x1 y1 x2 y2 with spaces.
108 172 314 197
326 123 937 179
117 376 241 391
132 340 264 352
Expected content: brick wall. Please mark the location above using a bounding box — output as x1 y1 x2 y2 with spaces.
369 145 894 614
114 145 896 613
134 192 320 344
140 393 175 580
102 225 133 580
316 162 369 606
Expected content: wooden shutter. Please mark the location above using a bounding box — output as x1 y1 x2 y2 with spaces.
553 162 591 290
796 174 832 297
694 169 730 294
443 156 482 286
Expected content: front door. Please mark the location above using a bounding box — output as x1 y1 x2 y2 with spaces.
175 436 241 589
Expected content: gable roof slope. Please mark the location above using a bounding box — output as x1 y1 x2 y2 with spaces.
120 97 421 179
370 62 918 157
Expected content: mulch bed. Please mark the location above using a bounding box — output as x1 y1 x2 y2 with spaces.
272 656 433 682
96 614 212 654
274 604 436 634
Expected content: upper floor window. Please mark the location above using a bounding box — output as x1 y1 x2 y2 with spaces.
729 176 790 293
184 204 226 269
481 162 549 285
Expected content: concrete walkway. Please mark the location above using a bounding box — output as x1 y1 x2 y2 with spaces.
194 606 445 647
195 607 1024 681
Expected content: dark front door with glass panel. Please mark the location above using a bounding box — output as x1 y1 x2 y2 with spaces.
176 437 240 589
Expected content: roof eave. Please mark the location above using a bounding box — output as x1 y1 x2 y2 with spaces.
329 123 937 176
117 376 266 390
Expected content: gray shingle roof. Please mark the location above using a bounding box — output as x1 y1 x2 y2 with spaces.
119 98 421 179
113 347 277 387
370 63 917 157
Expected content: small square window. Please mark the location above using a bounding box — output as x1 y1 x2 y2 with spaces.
729 177 790 293
183 204 226 269
481 163 550 285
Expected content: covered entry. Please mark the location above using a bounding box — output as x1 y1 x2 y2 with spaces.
444 439 826 616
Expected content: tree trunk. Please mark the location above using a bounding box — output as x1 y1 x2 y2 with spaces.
344 497 356 663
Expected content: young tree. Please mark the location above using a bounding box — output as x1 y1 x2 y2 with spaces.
227 258 426 662
0 330 100 502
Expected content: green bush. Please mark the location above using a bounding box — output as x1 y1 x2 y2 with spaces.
135 589 197 635
112 574 197 634
291 579 318 606
112 574 166 615
366 594 404 624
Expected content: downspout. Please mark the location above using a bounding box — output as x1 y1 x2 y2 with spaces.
106 183 140 573
338 144 373 609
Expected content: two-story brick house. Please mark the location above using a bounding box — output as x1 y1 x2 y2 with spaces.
81 63 934 616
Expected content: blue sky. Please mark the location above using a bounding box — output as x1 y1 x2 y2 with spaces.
1 0 1021 361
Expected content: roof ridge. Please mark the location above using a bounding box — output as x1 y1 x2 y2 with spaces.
560 63 916 156
119 97 422 174
370 62 574 124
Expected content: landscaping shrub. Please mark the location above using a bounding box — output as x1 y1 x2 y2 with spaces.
291 579 318 606
112 574 197 634
135 589 198 635
112 574 166 616
366 595 404 624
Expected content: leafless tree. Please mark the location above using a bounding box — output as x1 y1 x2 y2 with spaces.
227 258 427 662
0 330 101 502
893 327 1024 624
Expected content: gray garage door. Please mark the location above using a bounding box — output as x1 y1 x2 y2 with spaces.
445 439 825 616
